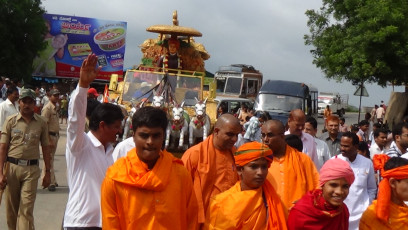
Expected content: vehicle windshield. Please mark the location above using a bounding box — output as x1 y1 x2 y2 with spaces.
121 71 202 105
216 77 242 95
256 94 303 112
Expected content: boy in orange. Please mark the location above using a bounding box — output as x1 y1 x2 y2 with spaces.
360 155 408 229
101 106 198 229
204 142 287 230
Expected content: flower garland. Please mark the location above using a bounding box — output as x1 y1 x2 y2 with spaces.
163 53 182 70
193 117 205 129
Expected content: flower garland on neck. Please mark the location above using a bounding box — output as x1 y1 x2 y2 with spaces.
193 116 205 129
163 53 182 69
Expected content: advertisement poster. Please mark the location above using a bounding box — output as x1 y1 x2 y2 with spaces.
32 14 127 81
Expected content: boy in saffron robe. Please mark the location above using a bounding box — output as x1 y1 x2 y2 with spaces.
360 155 408 229
101 106 198 229
204 142 287 230
287 158 355 230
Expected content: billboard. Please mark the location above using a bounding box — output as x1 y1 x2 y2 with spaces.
32 14 127 81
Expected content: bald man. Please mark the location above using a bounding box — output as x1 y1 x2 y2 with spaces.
285 109 320 169
262 120 319 212
182 114 241 226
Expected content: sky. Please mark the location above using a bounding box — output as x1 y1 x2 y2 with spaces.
41 0 406 108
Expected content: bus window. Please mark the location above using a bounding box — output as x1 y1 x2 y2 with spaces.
247 79 258 94
216 78 226 93
225 77 242 94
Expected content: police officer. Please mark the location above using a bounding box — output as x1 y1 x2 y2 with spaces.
41 88 60 191
0 88 51 229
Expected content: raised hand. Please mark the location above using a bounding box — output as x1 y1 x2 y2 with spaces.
79 53 102 88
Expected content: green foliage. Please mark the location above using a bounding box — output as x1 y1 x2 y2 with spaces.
305 0 408 87
0 0 46 82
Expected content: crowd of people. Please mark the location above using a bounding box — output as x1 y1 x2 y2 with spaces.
0 54 408 229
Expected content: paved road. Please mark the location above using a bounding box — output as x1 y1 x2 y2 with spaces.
0 112 361 229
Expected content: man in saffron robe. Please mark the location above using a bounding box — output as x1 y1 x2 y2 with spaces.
261 120 319 212
101 106 198 229
204 142 287 230
288 158 355 230
360 155 408 229
182 114 241 225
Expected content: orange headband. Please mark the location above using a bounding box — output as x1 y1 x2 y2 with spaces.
373 154 408 222
235 142 273 167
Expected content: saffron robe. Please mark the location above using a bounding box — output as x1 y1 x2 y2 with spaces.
360 200 408 229
288 189 349 230
268 145 319 212
182 134 239 223
101 148 198 230
204 180 287 230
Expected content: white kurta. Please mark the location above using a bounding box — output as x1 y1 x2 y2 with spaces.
336 154 377 230
112 136 135 162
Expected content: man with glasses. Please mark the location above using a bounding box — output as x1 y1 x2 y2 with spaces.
261 119 319 212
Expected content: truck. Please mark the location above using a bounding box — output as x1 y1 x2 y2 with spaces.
317 92 349 117
253 80 318 124
214 64 263 100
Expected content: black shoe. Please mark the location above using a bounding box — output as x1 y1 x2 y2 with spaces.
48 185 56 192
55 183 58 187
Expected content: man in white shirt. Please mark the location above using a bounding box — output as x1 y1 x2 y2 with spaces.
304 117 330 167
376 105 385 123
64 54 124 229
0 86 19 131
285 109 320 169
369 128 387 159
336 132 377 230
112 137 135 162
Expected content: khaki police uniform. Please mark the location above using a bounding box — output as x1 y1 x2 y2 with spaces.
1 113 49 230
41 101 60 186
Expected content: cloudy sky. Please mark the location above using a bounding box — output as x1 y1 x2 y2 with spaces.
41 0 405 108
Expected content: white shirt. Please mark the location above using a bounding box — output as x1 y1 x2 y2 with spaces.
315 138 330 167
336 154 377 230
64 86 115 228
285 131 320 170
41 95 49 106
0 98 19 129
369 142 384 159
112 137 135 162
376 107 385 119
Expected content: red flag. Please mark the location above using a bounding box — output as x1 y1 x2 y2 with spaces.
103 84 109 103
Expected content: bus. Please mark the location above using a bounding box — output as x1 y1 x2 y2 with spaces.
214 64 263 99
254 80 318 124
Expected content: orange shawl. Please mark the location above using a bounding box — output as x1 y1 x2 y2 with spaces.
102 148 198 230
360 200 408 229
204 181 287 230
373 154 408 222
182 134 238 223
269 145 319 211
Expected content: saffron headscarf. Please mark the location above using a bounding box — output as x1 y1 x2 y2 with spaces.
234 141 273 166
319 158 355 187
373 154 408 222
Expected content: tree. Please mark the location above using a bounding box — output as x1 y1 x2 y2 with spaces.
0 0 46 82
305 0 408 88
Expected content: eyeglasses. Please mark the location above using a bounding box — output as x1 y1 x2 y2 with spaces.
261 132 284 138
401 134 408 137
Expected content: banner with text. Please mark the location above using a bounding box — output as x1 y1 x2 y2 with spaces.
32 14 127 81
